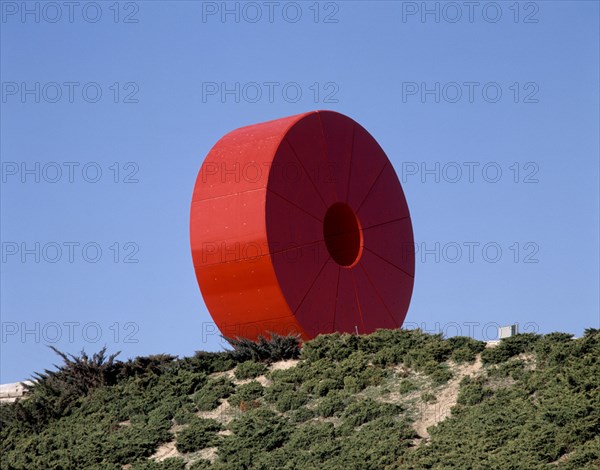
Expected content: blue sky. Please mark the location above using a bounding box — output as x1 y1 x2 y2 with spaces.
1 1 599 383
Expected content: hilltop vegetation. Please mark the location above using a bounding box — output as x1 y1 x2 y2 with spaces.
1 329 599 469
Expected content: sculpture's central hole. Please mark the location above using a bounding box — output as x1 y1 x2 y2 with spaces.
323 202 363 267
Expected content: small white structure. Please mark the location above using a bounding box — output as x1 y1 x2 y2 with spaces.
498 324 519 339
0 381 33 403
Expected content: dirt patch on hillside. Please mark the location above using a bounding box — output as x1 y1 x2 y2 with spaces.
149 440 181 462
149 440 218 466
412 355 483 440
197 400 238 425
233 374 271 387
270 359 299 371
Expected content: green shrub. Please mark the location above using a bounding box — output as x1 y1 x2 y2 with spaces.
194 392 221 412
2 328 598 470
223 333 301 363
286 421 336 450
416 360 453 384
583 328 599 338
316 391 352 417
398 379 417 394
274 389 309 412
117 354 177 380
263 380 294 403
534 332 575 366
404 340 451 371
343 376 361 394
188 459 213 469
341 398 401 428
361 328 426 353
457 377 491 405
173 406 196 425
301 333 360 362
372 347 404 367
337 351 384 392
23 346 121 426
228 381 264 408
2 404 174 468
268 364 305 386
193 376 234 411
332 417 416 468
218 409 292 466
554 436 600 469
234 360 268 380
482 333 541 364
289 406 316 423
131 457 186 469
264 366 317 412
429 363 453 384
312 378 343 396
181 351 236 374
352 367 385 391
447 336 486 363
175 418 221 453
155 369 206 396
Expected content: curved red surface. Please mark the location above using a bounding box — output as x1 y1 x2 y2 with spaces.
190 111 415 340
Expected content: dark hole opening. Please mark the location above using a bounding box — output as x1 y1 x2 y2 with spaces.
323 202 362 267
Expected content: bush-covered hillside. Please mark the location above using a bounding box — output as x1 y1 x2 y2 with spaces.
1 329 599 469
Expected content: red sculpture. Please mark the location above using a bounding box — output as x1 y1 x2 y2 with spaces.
190 111 414 340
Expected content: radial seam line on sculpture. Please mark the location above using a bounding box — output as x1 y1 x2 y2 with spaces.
269 240 324 257
192 187 266 203
283 137 329 209
361 216 410 231
358 262 399 328
331 266 341 334
293 256 331 315
363 246 414 279
344 124 356 203
316 111 339 201
355 161 389 215
350 270 367 333
324 216 410 238
221 314 298 328
267 187 324 223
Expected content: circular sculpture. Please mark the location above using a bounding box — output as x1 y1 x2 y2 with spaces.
190 111 414 340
